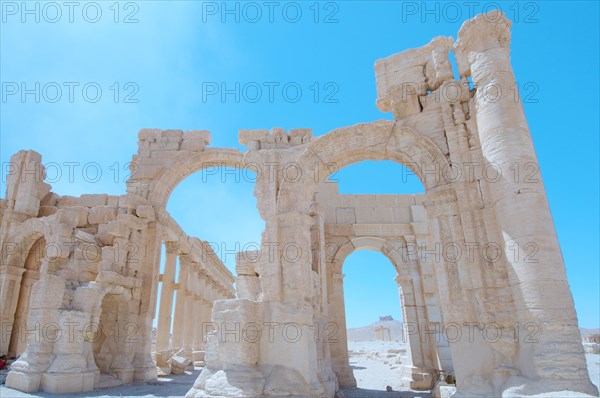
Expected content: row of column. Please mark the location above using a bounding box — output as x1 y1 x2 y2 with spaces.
155 241 231 363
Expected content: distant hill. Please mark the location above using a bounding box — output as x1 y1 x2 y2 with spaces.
347 321 599 342
580 328 600 337
347 319 404 341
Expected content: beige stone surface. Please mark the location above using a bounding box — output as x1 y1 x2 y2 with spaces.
0 10 596 398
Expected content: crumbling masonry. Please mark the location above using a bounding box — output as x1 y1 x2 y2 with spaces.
1 11 597 398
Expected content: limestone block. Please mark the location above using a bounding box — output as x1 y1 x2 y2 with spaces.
374 207 394 223
40 192 59 206
163 129 183 140
335 207 355 224
98 220 130 239
182 130 211 150
188 367 266 397
432 381 457 398
375 36 454 117
39 206 58 217
355 207 375 223
393 207 412 223
88 206 117 224
106 196 119 206
212 299 262 366
136 205 156 221
28 276 65 309
150 140 180 152
79 194 108 207
41 371 95 393
5 371 43 393
289 128 312 141
263 365 313 396
239 129 268 148
169 355 191 375
56 196 80 207
138 128 162 141
53 208 81 228
118 194 146 210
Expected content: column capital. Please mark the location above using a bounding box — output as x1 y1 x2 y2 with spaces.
165 241 179 254
454 10 511 76
179 253 191 267
394 274 411 284
332 273 345 281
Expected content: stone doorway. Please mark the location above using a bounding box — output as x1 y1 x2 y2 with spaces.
7 237 45 358
92 290 135 387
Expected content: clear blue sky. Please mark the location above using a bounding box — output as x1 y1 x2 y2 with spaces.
1 1 598 329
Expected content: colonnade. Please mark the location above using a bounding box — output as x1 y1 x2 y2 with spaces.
154 239 234 365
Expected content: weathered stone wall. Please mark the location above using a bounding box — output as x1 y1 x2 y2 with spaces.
1 10 597 398
0 150 235 394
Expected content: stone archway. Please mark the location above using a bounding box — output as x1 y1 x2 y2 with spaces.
8 237 45 357
93 287 136 386
327 234 446 390
0 218 52 357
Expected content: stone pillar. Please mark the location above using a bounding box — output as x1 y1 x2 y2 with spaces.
171 254 189 350
395 275 434 390
155 241 178 364
182 261 197 357
9 269 40 357
204 278 214 325
0 265 26 356
454 11 597 396
192 271 206 360
329 273 356 387
6 275 66 393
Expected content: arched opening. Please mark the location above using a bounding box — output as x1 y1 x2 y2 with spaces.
167 165 264 271
342 250 407 391
8 237 45 358
151 163 264 371
93 291 135 387
333 160 425 195
315 150 446 393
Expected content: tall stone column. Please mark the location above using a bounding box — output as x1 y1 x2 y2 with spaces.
329 273 356 387
454 11 597 395
395 275 435 390
193 271 206 355
155 241 178 363
204 278 214 324
0 265 26 356
171 254 190 350
182 261 197 357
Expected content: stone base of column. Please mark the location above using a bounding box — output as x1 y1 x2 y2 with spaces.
133 353 158 381
333 364 357 388
154 350 171 367
192 350 206 366
186 366 266 397
186 365 337 398
402 365 435 390
499 375 599 398
40 370 97 394
5 371 43 393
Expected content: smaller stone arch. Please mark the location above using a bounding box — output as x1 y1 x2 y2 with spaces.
147 149 248 208
0 218 53 356
327 235 438 390
331 237 404 276
3 217 51 270
91 284 136 385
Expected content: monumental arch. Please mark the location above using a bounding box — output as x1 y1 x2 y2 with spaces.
1 11 597 398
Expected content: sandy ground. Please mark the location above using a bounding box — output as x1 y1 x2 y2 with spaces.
0 346 598 397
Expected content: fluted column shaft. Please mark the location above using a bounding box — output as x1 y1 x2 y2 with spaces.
156 242 178 353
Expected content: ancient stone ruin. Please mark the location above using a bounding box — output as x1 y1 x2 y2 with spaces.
1 11 597 398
